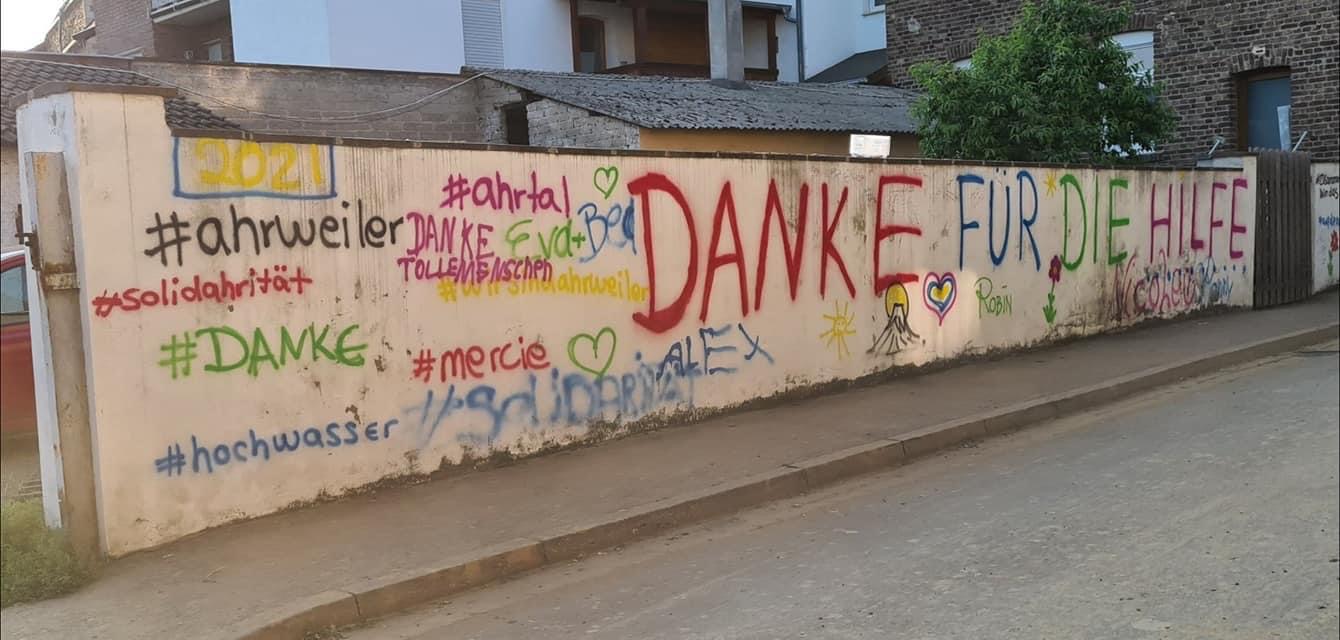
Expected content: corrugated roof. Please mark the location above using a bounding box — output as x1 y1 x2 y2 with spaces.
1 55 238 144
480 69 920 134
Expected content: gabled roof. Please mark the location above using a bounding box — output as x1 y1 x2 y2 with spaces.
1 54 239 144
806 49 890 84
479 69 920 135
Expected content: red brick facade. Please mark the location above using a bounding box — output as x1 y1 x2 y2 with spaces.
885 0 1340 163
39 0 232 62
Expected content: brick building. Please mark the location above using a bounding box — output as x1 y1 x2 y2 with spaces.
884 0 1340 163
34 0 233 61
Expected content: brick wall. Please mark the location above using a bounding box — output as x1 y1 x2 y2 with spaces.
474 80 526 144
45 1 232 61
525 99 641 149
38 0 94 53
153 17 234 61
886 0 1340 163
89 0 157 56
134 60 485 141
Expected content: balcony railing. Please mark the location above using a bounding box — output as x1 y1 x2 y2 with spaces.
151 0 224 17
150 0 186 11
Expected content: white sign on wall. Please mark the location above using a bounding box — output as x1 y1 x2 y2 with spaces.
849 134 891 158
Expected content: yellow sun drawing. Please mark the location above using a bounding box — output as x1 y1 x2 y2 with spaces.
820 300 858 359
1043 172 1059 197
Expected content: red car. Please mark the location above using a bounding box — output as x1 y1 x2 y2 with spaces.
1 249 35 435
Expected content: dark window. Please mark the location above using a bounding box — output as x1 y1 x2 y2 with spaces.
578 17 606 73
1238 69 1292 151
204 40 225 62
502 103 530 146
0 263 27 326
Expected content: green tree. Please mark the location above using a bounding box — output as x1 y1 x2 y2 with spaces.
909 0 1176 163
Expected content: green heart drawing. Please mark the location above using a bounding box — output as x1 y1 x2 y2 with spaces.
593 166 620 199
567 327 617 379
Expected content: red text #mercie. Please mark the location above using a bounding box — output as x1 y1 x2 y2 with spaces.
413 337 550 383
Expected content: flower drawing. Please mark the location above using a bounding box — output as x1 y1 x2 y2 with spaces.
1043 255 1062 324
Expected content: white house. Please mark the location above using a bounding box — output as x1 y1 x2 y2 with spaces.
226 0 888 82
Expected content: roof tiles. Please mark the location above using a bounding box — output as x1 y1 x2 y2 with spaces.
481 69 920 135
1 55 238 144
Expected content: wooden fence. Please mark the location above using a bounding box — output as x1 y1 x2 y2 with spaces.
1253 150 1314 308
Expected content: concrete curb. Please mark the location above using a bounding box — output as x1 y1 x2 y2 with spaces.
234 322 1338 640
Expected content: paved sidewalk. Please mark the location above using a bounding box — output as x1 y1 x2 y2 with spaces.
2 294 1337 640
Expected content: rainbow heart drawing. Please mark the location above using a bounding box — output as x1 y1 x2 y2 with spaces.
923 272 957 325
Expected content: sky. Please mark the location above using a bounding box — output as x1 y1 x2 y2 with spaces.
2 0 64 51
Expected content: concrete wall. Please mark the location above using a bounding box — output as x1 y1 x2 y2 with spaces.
1 147 18 251
802 0 887 78
326 0 465 73
231 0 567 74
231 0 468 73
133 59 482 141
501 0 573 73
1314 162 1340 292
17 88 1259 556
638 129 919 157
527 100 641 149
775 14 800 83
229 0 333 67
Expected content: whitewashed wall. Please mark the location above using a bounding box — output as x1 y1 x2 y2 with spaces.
801 0 886 78
18 90 1258 555
1313 162 1340 292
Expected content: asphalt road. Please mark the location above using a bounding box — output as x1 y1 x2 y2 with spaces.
347 342 1340 640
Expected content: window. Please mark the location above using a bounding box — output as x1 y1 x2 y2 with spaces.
1110 31 1156 156
1238 69 1292 150
865 0 887 14
952 32 1150 77
1113 31 1154 78
0 263 27 327
204 40 224 62
577 17 606 73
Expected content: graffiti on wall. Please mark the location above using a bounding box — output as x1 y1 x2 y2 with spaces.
1314 167 1340 292
145 143 1262 461
61 123 1261 554
173 138 336 200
